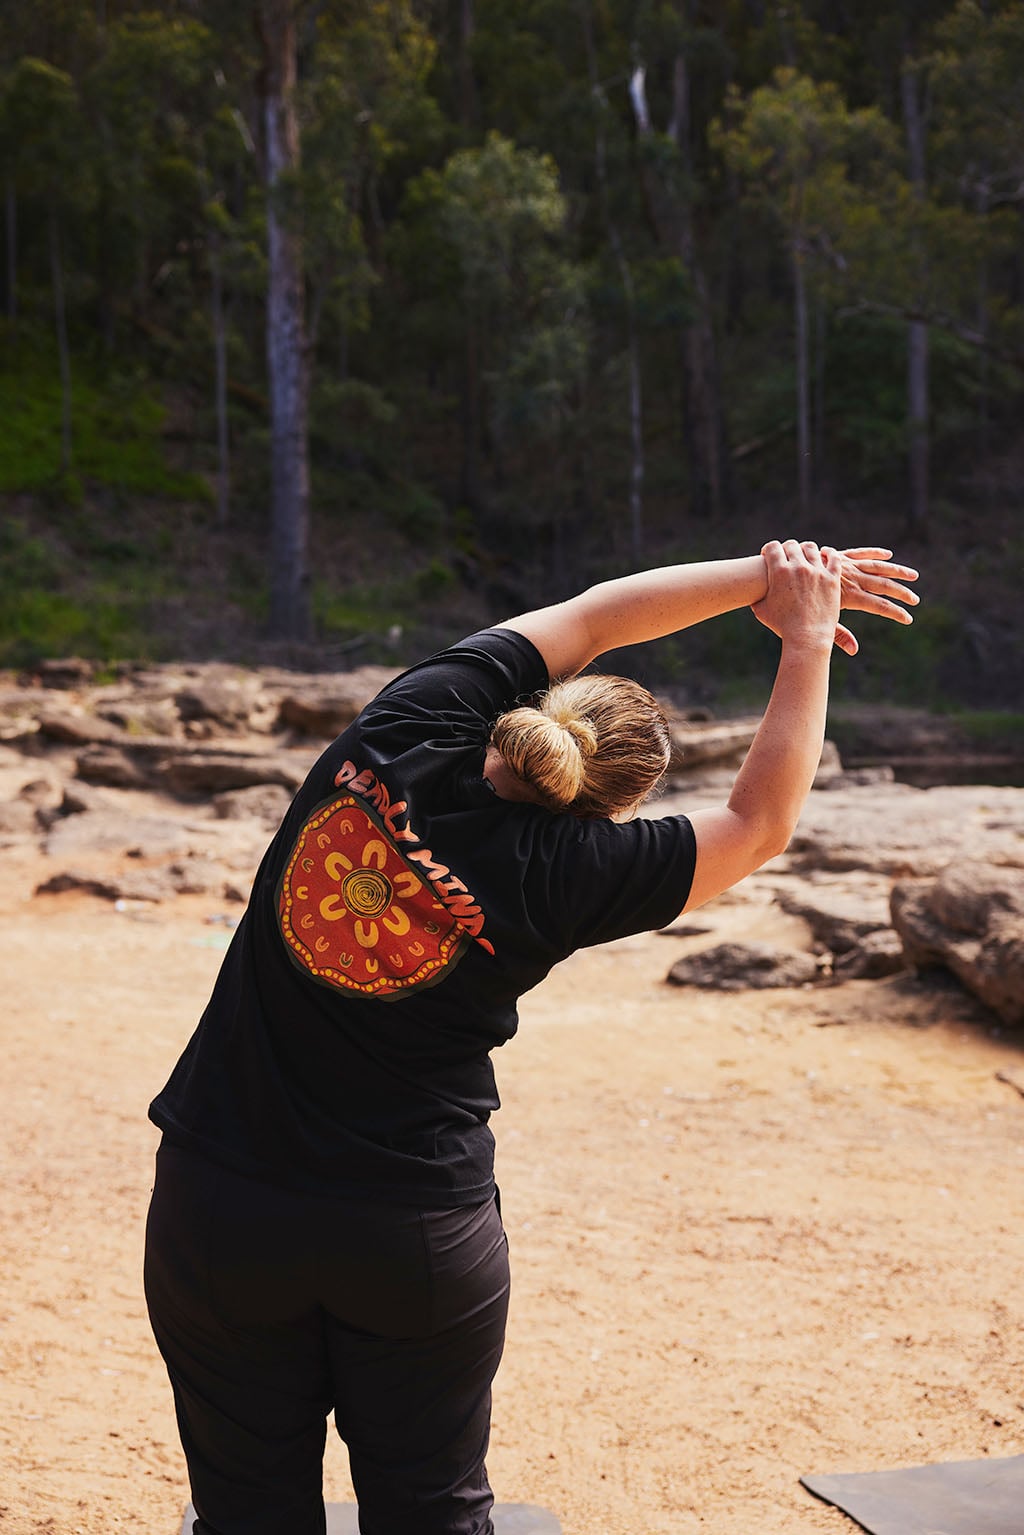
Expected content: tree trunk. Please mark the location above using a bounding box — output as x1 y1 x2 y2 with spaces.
5 175 16 323
48 202 72 474
901 59 929 539
260 0 312 641
210 228 230 529
793 239 811 516
582 1 644 564
630 56 729 519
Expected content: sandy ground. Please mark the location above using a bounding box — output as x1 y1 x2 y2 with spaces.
2 839 1023 1535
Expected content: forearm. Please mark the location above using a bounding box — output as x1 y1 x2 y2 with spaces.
576 556 768 655
507 555 771 680
727 637 832 857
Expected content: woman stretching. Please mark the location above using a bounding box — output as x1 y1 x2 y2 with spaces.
145 539 918 1535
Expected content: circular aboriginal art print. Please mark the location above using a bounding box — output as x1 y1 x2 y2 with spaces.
278 795 469 998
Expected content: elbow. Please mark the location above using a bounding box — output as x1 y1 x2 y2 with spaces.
750 817 797 868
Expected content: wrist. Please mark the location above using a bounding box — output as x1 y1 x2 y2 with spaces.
779 629 835 658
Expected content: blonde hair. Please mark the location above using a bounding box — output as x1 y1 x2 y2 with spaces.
491 675 671 817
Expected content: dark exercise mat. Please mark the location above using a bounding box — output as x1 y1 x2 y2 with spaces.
801 1453 1024 1535
180 1501 561 1533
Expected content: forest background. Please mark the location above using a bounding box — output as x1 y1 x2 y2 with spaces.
2 0 1023 722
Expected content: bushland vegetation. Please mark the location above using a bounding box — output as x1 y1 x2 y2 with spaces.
2 1 1022 711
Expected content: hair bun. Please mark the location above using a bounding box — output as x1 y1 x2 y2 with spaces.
490 705 591 809
550 707 597 761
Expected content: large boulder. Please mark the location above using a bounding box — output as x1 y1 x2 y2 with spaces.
891 862 1024 1025
774 871 894 954
175 678 263 736
788 784 1024 877
156 748 307 795
666 941 819 991
275 666 400 737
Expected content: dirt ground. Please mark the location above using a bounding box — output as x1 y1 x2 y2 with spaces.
2 838 1023 1535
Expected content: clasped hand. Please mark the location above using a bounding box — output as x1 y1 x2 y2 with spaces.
752 540 919 656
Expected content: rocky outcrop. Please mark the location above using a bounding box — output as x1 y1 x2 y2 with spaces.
3 659 1023 1027
276 666 402 737
773 871 894 954
891 862 1024 1025
786 784 1024 877
666 942 820 991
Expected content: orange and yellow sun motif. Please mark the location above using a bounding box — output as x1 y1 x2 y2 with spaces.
278 795 468 998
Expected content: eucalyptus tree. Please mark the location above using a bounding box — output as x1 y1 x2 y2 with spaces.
713 67 895 514
407 131 588 545
628 3 732 519
929 1 1024 468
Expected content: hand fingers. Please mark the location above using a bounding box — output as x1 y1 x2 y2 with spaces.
846 571 920 606
855 594 915 624
833 621 859 656
847 557 920 584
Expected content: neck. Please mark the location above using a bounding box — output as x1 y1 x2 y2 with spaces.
483 745 544 804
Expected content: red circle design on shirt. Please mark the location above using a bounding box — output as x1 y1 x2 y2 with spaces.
278 795 467 998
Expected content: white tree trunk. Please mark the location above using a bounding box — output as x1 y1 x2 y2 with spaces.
902 60 929 538
585 7 644 563
261 0 312 641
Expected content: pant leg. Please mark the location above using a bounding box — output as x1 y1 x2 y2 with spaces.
145 1142 509 1535
327 1198 510 1535
144 1144 333 1535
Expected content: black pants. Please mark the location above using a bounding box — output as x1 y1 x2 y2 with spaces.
144 1142 510 1535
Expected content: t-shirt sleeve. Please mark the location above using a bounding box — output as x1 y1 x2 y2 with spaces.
356 628 549 754
545 812 697 950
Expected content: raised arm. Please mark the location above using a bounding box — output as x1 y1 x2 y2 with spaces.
683 539 843 912
503 545 917 681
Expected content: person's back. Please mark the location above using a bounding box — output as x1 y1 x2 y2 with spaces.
145 541 918 1535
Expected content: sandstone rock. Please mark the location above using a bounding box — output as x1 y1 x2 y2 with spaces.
275 666 399 737
44 810 191 859
0 799 41 838
818 765 896 791
775 876 894 954
212 783 293 825
18 776 63 810
60 781 118 815
29 657 95 689
668 718 759 771
175 678 262 735
156 750 307 795
833 928 907 979
35 870 126 899
788 784 1024 877
666 941 820 991
37 710 125 746
891 862 1024 1025
94 698 183 737
76 745 153 790
36 867 184 902
0 686 62 740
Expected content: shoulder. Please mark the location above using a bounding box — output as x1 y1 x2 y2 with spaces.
366 627 550 723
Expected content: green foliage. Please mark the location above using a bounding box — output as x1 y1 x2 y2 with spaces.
0 0 1022 697
831 602 961 707
0 346 208 499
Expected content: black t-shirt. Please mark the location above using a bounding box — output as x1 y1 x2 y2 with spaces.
149 629 696 1206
